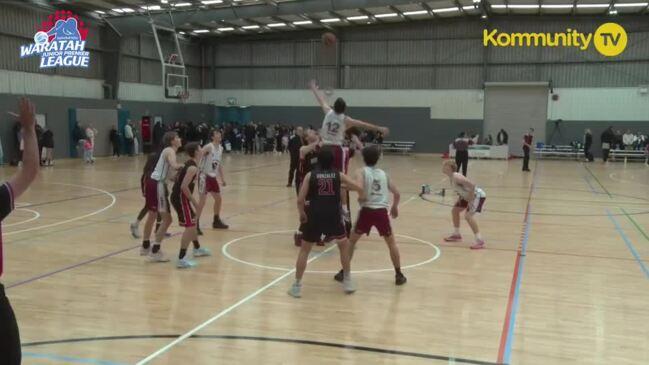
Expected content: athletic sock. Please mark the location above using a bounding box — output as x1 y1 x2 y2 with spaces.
395 268 403 276
453 227 460 235
476 233 483 241
152 243 161 254
179 248 187 260
142 240 150 249
192 240 200 249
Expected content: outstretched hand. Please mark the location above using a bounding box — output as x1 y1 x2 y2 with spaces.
379 127 390 137
308 79 318 90
19 97 36 131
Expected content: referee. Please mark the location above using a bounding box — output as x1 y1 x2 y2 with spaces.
1 98 39 365
453 132 472 176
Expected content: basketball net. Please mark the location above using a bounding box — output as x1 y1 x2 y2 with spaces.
179 90 189 104
167 53 179 64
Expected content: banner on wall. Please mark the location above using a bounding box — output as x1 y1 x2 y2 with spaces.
19 10 90 68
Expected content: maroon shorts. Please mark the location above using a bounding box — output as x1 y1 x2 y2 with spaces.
198 174 220 194
354 207 392 237
171 194 196 228
455 197 486 213
144 178 170 213
328 145 349 174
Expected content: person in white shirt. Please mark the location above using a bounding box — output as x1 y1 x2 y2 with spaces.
197 129 228 232
442 160 487 250
622 129 635 150
124 122 134 156
332 145 406 286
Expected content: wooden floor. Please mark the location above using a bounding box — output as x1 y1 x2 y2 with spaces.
1 153 648 365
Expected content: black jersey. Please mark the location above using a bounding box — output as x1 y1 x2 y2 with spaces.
296 145 319 192
307 168 341 219
171 160 197 200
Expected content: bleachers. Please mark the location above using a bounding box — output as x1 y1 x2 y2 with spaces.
609 149 648 164
380 141 416 154
535 145 583 160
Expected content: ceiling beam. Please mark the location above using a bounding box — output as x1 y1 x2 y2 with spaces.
420 2 438 18
357 8 383 23
106 0 425 34
388 5 409 22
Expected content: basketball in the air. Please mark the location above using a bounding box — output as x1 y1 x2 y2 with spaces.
322 32 337 47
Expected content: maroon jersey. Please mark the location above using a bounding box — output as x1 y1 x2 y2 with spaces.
523 134 533 149
0 182 15 277
296 146 319 192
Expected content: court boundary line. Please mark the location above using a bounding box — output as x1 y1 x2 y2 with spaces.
135 244 338 365
497 160 538 364
22 351 127 365
23 334 503 365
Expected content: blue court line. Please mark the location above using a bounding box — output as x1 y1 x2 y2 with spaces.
22 352 128 365
605 209 649 279
501 205 532 364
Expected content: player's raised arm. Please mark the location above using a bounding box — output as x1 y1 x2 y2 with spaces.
309 79 331 114
344 116 389 137
165 149 183 170
9 98 39 198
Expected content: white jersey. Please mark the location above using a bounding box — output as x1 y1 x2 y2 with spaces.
200 142 222 178
151 148 173 182
451 173 486 200
361 167 390 209
320 110 346 145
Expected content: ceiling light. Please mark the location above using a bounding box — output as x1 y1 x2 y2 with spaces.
433 7 460 13
374 13 399 18
141 5 161 10
217 27 235 31
112 8 124 13
95 10 105 14
242 25 260 29
491 4 507 8
473 0 481 3
346 15 368 20
268 22 287 27
174 2 192 7
193 29 210 33
507 4 539 8
321 18 341 23
121 7 135 12
402 10 429 15
540 4 573 8
608 8 618 14
179 31 186 34
293 20 312 25
614 2 648 6
463 5 477 10
481 13 488 18
161 0 168 3
576 3 609 7
201 0 223 4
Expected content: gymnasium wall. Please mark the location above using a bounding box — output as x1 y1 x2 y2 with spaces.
0 93 212 161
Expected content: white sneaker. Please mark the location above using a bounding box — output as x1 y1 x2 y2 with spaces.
343 277 356 294
139 246 150 256
177 258 197 269
149 250 170 262
193 247 212 257
287 283 302 298
130 222 141 239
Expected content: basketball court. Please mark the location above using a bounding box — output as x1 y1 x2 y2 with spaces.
1 1 649 365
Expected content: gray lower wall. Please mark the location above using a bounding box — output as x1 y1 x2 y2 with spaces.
250 106 482 153
0 93 213 160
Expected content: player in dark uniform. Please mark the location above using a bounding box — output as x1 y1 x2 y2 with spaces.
170 142 211 269
288 147 364 298
1 98 40 365
293 129 321 247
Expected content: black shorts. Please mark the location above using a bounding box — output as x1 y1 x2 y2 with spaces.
301 211 346 243
0 284 21 365
171 194 196 228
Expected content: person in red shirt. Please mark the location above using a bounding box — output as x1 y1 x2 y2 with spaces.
522 128 534 172
1 98 39 365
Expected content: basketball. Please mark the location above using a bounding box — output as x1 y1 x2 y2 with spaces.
322 32 337 47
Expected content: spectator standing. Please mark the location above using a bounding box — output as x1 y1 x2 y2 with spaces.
522 128 533 172
73 122 85 159
109 126 120 158
124 121 134 156
453 132 472 176
41 128 54 166
601 127 614 162
497 129 509 145
153 121 164 151
622 129 635 150
287 127 304 187
583 129 593 162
